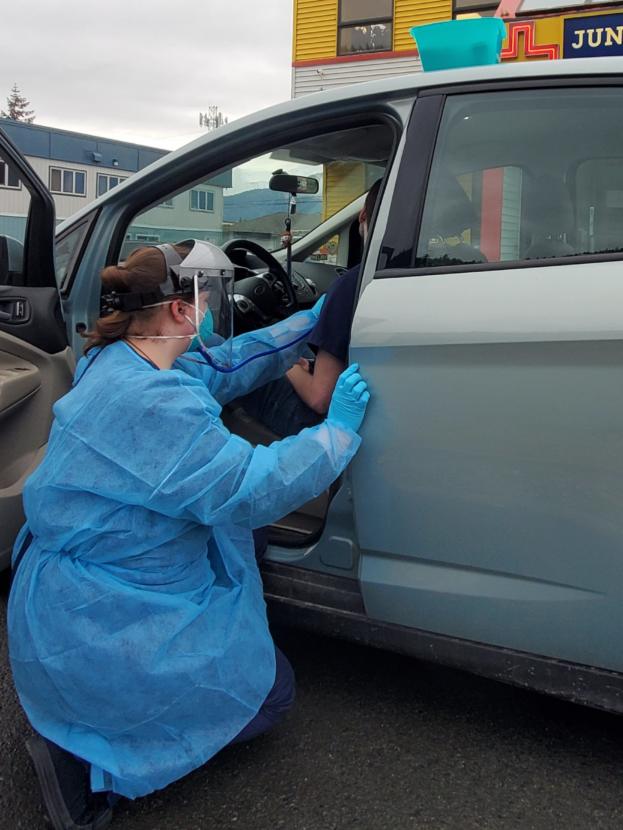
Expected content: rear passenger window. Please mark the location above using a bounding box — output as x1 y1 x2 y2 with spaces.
415 87 623 268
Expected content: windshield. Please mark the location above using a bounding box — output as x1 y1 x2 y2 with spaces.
225 152 325 250
125 124 391 259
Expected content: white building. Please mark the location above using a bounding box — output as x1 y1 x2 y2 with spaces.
0 119 231 248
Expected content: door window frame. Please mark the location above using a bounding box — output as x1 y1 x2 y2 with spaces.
105 108 403 270
0 128 56 289
377 77 623 278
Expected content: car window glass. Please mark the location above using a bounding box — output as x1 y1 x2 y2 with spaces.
0 151 30 285
124 124 390 259
55 221 90 292
307 234 340 265
575 159 623 255
416 88 623 268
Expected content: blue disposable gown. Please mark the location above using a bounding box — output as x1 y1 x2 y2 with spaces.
8 309 361 799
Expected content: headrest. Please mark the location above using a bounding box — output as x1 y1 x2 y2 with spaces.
524 175 574 236
428 176 478 237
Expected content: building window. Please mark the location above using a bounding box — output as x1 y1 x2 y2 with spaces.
190 189 214 212
0 160 20 189
453 0 498 18
160 198 174 208
338 0 393 56
97 173 127 197
135 233 160 242
49 167 86 196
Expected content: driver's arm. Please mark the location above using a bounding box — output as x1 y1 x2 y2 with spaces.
286 351 344 414
285 265 359 413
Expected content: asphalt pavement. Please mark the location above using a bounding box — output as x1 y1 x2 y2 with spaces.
2 572 623 830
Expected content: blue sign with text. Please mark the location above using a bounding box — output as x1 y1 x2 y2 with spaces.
564 13 623 58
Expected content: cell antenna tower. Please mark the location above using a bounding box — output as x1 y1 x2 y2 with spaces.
199 106 229 131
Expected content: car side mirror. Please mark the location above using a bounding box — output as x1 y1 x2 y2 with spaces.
269 171 319 195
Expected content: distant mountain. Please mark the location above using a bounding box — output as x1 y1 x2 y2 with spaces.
224 188 322 223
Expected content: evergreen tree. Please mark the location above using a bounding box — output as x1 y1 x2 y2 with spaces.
1 84 35 122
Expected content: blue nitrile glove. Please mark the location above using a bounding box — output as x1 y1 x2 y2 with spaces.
311 294 326 318
327 363 371 433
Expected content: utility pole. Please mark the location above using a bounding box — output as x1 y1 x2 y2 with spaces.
199 106 228 131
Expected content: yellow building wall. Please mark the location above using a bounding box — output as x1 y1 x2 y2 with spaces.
292 0 623 65
323 162 367 219
533 14 564 52
293 0 338 62
293 0 454 62
394 0 453 50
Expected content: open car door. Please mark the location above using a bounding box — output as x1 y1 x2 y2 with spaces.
0 128 74 568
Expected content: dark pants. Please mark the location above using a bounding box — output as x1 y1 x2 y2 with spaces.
237 375 322 438
230 647 296 744
233 529 295 741
252 527 268 563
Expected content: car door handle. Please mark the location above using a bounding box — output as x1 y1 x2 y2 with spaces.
0 298 29 322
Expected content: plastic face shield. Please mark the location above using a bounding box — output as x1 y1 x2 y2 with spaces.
160 240 309 375
159 240 235 367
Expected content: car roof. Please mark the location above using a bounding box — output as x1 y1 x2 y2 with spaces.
57 56 623 231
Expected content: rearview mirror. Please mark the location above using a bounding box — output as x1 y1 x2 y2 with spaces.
269 171 319 195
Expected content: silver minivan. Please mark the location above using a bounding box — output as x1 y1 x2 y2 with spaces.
3 56 623 713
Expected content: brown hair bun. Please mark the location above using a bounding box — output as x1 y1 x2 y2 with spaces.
85 246 169 353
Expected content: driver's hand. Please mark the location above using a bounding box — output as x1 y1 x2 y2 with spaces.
297 357 312 373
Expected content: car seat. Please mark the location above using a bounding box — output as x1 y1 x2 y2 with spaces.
524 176 575 260
423 176 488 265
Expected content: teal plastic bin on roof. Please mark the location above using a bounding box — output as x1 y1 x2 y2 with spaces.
410 18 507 71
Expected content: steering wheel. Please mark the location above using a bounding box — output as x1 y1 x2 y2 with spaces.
222 238 298 324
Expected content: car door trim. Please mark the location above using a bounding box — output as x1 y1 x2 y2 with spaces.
264 561 623 716
417 74 623 98
377 93 445 273
373 247 623 279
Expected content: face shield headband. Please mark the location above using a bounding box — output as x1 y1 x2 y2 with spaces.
100 241 233 314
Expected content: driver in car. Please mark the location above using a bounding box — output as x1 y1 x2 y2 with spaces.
234 179 381 437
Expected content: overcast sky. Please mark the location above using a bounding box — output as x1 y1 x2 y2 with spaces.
2 0 293 151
